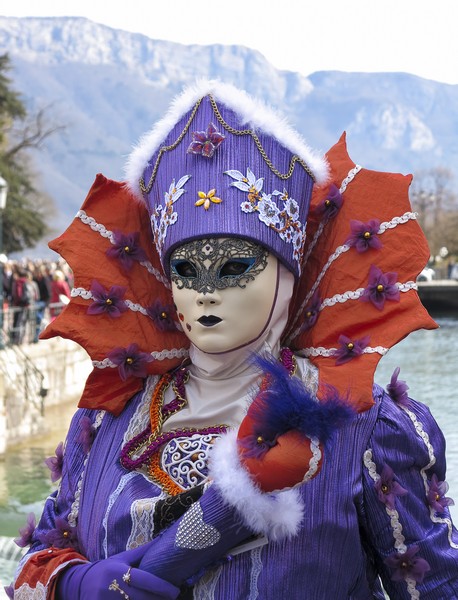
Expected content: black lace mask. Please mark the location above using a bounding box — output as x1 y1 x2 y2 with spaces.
170 238 269 294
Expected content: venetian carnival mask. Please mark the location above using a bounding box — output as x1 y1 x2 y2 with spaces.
170 237 279 353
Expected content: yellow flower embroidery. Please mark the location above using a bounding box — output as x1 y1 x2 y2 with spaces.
195 189 222 211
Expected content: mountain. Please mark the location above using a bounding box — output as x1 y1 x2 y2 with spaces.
1 16 457 255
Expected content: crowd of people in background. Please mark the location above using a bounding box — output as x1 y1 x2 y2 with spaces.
0 257 73 345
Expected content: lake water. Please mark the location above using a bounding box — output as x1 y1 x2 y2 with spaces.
1 316 458 594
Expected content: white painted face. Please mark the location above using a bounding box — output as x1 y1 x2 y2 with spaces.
170 238 279 353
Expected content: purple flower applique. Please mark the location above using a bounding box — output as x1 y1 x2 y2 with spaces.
345 219 382 252
4 584 14 599
87 280 128 318
360 265 400 311
107 343 154 381
301 292 321 331
44 441 64 482
39 516 79 551
315 183 343 220
146 300 177 332
334 334 370 365
427 473 455 514
14 512 36 547
187 122 225 158
106 230 147 271
386 367 410 407
375 464 408 509
384 545 431 583
78 416 95 454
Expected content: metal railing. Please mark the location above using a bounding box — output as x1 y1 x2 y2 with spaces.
0 303 61 420
0 302 65 348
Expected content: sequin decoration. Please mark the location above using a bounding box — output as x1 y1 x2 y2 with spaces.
175 502 221 549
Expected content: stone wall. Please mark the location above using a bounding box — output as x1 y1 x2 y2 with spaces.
0 338 92 454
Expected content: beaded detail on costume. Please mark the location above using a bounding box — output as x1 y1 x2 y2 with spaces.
175 502 221 549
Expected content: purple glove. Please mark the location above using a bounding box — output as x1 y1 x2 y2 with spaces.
56 543 180 600
139 485 254 585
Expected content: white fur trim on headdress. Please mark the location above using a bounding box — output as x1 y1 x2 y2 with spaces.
208 429 304 541
124 79 329 198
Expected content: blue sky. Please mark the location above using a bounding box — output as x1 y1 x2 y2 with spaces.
2 0 458 84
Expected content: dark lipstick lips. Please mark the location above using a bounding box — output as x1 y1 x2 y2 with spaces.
198 315 222 327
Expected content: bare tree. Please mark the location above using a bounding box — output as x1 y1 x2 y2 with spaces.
410 167 458 267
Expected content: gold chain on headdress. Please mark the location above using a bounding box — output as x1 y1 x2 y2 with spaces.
139 94 316 194
140 98 203 194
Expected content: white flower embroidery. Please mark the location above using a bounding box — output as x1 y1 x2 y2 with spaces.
151 175 191 253
225 168 264 199
165 176 192 204
241 200 255 213
225 169 306 269
257 195 281 226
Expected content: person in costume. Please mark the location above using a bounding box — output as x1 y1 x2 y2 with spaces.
9 81 458 599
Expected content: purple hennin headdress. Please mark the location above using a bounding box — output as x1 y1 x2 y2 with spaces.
125 80 329 278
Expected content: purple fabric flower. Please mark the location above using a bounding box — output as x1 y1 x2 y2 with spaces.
345 219 382 252
78 416 95 454
386 367 410 407
107 343 154 381
106 230 147 270
315 183 343 219
375 464 408 509
4 584 14 599
87 280 128 318
44 441 64 482
301 292 321 331
14 512 36 547
360 265 400 311
187 122 225 158
427 473 455 514
38 516 79 551
384 545 431 583
334 334 370 365
146 300 177 332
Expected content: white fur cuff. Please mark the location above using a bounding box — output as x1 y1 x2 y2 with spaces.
208 430 304 541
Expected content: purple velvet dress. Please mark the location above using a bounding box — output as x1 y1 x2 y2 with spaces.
14 377 458 599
